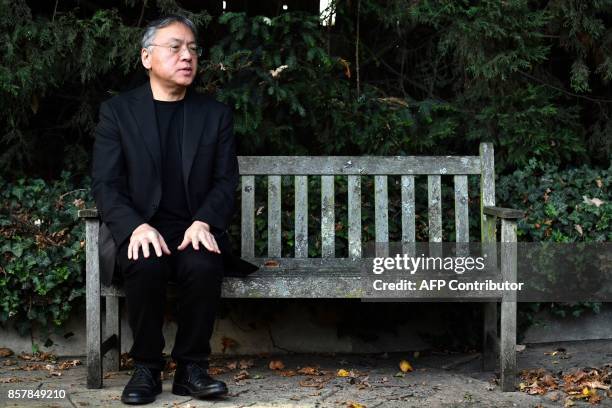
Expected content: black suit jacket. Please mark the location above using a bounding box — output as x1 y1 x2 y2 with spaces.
91 81 258 285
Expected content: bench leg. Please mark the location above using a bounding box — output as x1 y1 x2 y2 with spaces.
482 302 497 371
500 298 517 391
500 219 517 392
85 219 102 389
104 296 121 372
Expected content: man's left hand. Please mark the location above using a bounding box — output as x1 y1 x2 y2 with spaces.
177 221 221 254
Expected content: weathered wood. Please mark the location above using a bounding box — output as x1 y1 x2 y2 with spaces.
401 175 416 257
374 176 389 257
100 266 503 299
103 296 121 372
222 266 500 299
238 156 482 175
321 176 335 258
454 175 469 243
268 175 282 257
479 143 497 243
348 175 362 259
101 334 118 355
241 175 255 258
101 282 176 298
78 209 99 218
483 206 525 220
82 145 520 392
428 175 442 243
480 142 498 372
294 176 308 258
85 219 102 389
401 175 416 243
454 175 469 258
500 219 518 391
221 276 503 299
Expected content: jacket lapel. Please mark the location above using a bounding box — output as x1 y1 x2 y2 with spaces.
130 81 206 215
181 85 206 208
130 82 161 177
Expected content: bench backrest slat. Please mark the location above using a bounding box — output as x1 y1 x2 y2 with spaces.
321 175 335 258
294 175 309 258
241 175 255 258
401 175 417 257
427 175 442 243
479 143 496 243
374 175 389 256
401 175 416 245
347 175 362 259
454 175 470 243
267 175 282 257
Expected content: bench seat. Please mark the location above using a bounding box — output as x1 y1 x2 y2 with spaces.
101 265 504 299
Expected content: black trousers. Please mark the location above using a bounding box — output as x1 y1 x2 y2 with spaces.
116 223 224 371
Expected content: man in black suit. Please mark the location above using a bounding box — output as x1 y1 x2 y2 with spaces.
91 14 253 405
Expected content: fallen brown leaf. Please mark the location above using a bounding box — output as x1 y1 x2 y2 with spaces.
297 366 320 376
120 353 134 369
103 371 122 379
58 359 81 370
299 374 334 389
208 366 227 375
234 370 250 381
269 360 285 370
165 360 177 372
239 358 254 369
519 368 558 395
22 363 45 371
18 352 56 362
520 365 612 404
0 377 21 383
584 380 610 390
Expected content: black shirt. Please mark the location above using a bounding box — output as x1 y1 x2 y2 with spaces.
149 98 190 240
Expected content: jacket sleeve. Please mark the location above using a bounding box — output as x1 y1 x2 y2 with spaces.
91 100 145 246
192 106 239 232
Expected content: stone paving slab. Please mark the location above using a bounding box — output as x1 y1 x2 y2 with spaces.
1 340 611 407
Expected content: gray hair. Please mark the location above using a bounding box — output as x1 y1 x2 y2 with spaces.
141 14 198 50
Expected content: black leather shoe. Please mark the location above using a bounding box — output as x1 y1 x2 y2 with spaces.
172 361 228 398
121 365 162 405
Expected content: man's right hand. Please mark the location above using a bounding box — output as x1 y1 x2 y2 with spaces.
128 223 171 260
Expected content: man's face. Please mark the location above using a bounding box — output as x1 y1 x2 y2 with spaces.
141 22 198 88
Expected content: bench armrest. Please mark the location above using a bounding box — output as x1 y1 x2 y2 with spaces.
78 208 99 219
483 206 525 220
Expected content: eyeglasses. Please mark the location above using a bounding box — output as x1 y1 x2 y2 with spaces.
147 43 202 57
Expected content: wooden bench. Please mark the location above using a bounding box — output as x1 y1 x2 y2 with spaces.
79 142 524 391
